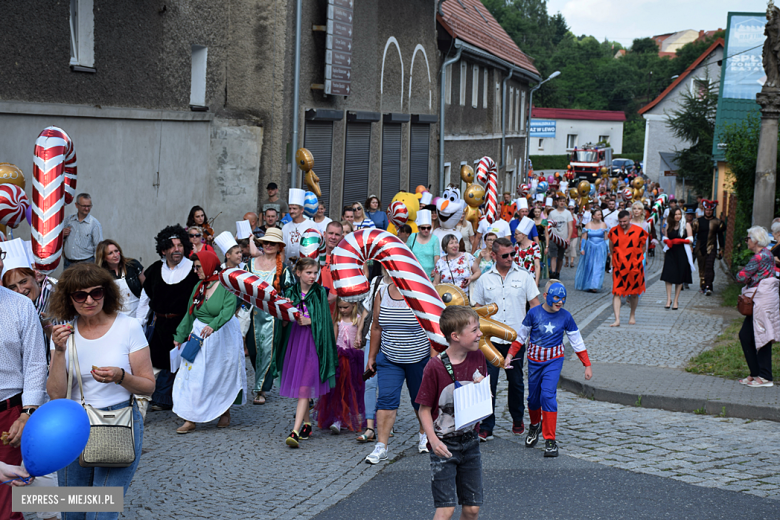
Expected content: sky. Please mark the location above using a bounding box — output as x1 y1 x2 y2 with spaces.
547 0 768 45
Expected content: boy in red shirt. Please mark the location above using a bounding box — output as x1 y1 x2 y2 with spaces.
416 306 487 520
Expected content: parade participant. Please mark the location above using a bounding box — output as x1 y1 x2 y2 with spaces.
282 188 313 261
342 206 355 225
365 195 389 230
736 226 779 387
341 221 354 235
473 233 496 275
608 211 648 327
692 200 724 295
186 205 207 229
514 218 542 286
416 305 486 520
313 202 333 234
500 192 516 222
433 186 466 249
474 213 510 251
0 280 47 520
135 225 200 411
546 197 573 280
509 198 538 246
565 200 579 269
48 264 154 508
314 298 365 434
695 196 705 218
243 212 260 235
352 202 375 230
274 258 337 448
172 250 246 433
661 208 694 310
408 210 440 281
456 214 475 254
505 281 592 457
602 198 619 230
187 226 215 259
0 462 31 487
531 206 549 279
631 201 651 287
260 182 288 225
96 239 145 318
246 228 295 404
433 234 480 289
684 206 696 227
62 193 103 268
214 232 245 270
259 208 282 236
471 238 540 441
575 209 609 293
397 224 413 244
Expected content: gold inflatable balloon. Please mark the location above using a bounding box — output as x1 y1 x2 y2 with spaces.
577 180 590 197
464 184 486 208
295 148 322 198
595 178 602 188
460 164 474 184
464 206 480 233
633 177 645 190
568 188 579 199
633 187 643 200
600 167 608 174
0 163 25 190
610 178 619 191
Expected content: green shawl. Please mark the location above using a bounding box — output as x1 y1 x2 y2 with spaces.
272 281 337 388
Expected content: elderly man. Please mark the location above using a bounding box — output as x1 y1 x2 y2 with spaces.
608 210 648 327
509 198 538 246
136 225 200 412
62 192 103 268
0 246 47 519
692 200 724 296
244 212 260 234
282 188 313 261
471 237 540 442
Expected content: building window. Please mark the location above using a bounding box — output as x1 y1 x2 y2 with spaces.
459 61 467 106
344 122 372 204
445 64 452 105
508 88 514 132
472 65 479 108
444 163 452 185
69 0 95 69
514 90 520 131
304 120 334 211
566 134 578 149
598 135 610 144
537 139 544 150
693 79 709 98
410 124 430 190
519 91 526 131
381 124 402 203
190 45 208 108
483 69 488 109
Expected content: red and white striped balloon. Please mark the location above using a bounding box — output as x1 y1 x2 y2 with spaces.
387 200 409 229
31 127 78 273
0 184 30 228
329 229 448 351
299 227 327 264
219 268 301 322
476 156 498 224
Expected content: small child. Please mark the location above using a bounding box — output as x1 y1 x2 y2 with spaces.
505 280 592 457
416 306 487 520
314 298 366 434
274 258 338 448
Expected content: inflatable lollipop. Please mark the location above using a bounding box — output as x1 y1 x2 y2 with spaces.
220 268 301 322
31 126 77 273
387 200 409 229
330 229 448 351
0 184 29 228
303 191 319 218
299 227 327 271
0 163 25 189
475 156 498 224
622 188 633 201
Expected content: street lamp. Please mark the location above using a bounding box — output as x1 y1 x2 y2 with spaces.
523 71 560 183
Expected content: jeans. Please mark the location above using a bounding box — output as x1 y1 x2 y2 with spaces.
376 351 428 411
151 369 174 407
63 256 95 269
739 315 774 381
429 431 483 508
58 400 144 520
364 346 377 420
481 342 525 433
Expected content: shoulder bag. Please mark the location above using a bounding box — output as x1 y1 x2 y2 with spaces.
67 335 136 468
738 288 758 316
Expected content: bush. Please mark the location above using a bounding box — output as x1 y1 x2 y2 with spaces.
529 155 570 170
613 153 643 163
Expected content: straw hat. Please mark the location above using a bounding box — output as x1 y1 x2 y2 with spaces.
260 227 285 246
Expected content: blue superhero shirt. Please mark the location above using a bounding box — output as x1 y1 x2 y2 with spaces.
517 305 586 353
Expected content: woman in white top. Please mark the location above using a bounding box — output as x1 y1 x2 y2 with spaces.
352 202 376 230
96 239 145 317
455 213 475 254
48 263 155 505
433 234 480 289
313 202 333 234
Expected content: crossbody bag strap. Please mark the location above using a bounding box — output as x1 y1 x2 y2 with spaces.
439 352 456 383
68 333 86 406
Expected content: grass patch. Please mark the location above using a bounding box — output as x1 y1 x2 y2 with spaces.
686 319 780 380
721 282 741 308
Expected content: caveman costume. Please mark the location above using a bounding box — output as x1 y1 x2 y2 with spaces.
692 199 724 294
608 224 649 296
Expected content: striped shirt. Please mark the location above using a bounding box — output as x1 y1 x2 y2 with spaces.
63 213 103 261
354 218 375 230
377 287 429 364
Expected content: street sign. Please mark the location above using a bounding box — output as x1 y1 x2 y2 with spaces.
325 65 351 81
327 5 353 24
326 35 352 52
325 80 351 96
328 0 354 8
326 50 352 67
324 0 353 96
327 20 353 38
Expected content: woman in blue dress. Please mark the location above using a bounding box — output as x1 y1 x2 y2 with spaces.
575 208 609 292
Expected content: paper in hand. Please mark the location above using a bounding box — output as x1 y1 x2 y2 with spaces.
236 220 252 240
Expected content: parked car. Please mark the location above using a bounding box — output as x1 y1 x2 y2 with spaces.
612 158 634 174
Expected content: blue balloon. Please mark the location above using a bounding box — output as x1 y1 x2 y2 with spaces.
303 191 319 218
537 181 549 194
22 399 90 476
589 185 596 196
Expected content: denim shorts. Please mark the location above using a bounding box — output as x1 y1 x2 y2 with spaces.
429 431 483 508
376 351 428 411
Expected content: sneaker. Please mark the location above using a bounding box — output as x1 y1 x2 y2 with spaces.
525 423 541 448
330 421 342 435
544 439 558 457
365 443 388 464
300 423 312 440
478 430 494 442
705 288 712 296
286 430 300 448
512 422 525 436
418 432 429 453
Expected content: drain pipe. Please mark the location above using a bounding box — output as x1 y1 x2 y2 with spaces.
439 46 462 191
291 0 303 189
499 68 514 173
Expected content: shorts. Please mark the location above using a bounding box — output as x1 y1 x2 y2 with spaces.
548 239 566 263
430 431 483 508
376 351 428 411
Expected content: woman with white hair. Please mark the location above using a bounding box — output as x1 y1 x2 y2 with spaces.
770 220 780 265
735 226 780 387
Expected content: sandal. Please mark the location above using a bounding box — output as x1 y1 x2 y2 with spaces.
746 377 774 388
253 393 266 405
356 428 375 443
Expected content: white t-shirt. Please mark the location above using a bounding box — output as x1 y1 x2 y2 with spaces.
313 217 333 234
282 217 313 260
53 313 148 408
477 218 511 248
548 208 573 241
603 208 619 230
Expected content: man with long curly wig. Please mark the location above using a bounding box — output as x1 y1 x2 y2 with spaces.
136 225 200 412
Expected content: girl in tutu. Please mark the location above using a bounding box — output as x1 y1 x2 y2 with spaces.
315 298 366 434
273 258 338 448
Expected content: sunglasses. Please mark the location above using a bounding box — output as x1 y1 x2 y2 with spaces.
193 265 203 271
500 251 517 259
71 287 105 304
189 233 202 238
419 226 432 231
745 237 752 243
260 241 277 247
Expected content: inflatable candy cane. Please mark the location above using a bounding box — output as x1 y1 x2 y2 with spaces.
386 200 409 229
219 268 301 322
476 156 498 224
31 126 77 273
329 229 448 351
0 184 30 229
299 227 327 283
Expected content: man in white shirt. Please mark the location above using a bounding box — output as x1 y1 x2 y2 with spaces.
471 237 540 441
546 197 574 279
602 198 619 230
473 216 511 251
282 188 313 261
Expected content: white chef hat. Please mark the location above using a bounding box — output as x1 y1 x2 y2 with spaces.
535 194 544 202
416 209 432 227
545 197 554 207
288 188 305 207
1 238 31 277
569 200 575 207
420 191 433 206
517 198 528 210
214 231 238 256
517 216 535 236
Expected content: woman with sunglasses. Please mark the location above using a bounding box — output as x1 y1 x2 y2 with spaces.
245 228 295 405
408 210 440 281
187 226 214 259
47 263 155 506
96 239 145 318
433 234 480 289
352 202 375 230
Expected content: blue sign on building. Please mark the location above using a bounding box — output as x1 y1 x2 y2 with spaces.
723 13 765 100
530 119 556 138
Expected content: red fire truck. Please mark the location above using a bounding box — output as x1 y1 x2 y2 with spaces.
569 145 612 183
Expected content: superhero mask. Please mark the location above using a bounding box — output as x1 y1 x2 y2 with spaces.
546 283 567 307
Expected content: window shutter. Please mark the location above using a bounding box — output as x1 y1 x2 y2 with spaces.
343 122 371 207
303 120 333 212
381 124 402 203
409 124 430 190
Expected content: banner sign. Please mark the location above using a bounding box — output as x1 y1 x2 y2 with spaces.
529 119 556 138
723 13 766 100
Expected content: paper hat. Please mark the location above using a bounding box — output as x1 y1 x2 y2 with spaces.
288 188 306 207
236 220 252 240
416 209 432 226
517 216 535 236
0 238 31 277
545 197 553 207
568 200 575 207
420 191 433 206
214 231 238 256
517 198 528 210
536 194 544 202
